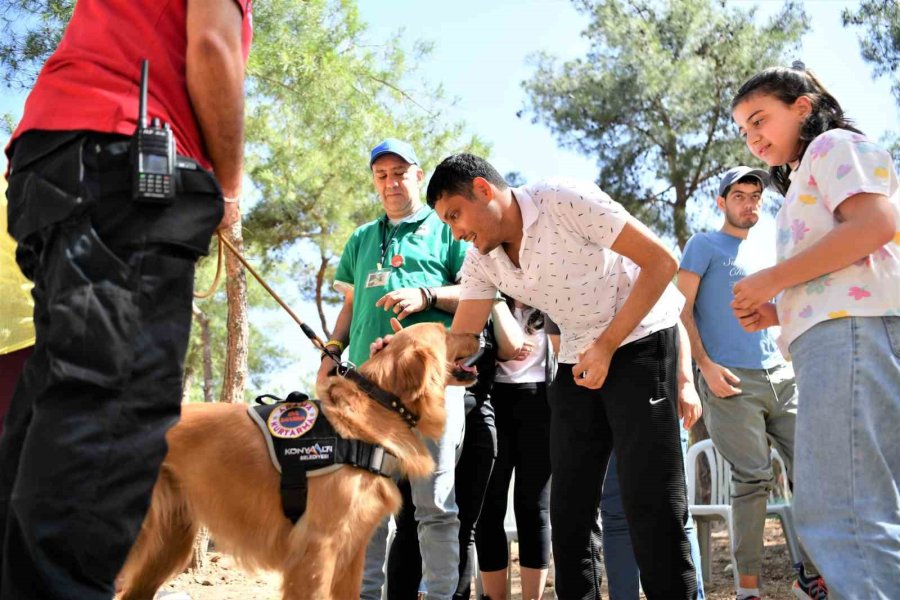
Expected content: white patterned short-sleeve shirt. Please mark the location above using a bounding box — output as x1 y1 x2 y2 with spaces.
776 128 900 353
460 178 684 364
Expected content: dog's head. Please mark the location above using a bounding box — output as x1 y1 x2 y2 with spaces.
361 322 481 440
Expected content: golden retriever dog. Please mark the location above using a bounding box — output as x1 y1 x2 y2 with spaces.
116 321 480 600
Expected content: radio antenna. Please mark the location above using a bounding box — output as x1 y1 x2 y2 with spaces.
138 59 149 128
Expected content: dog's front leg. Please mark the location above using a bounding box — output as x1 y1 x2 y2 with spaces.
281 532 338 600
331 543 367 600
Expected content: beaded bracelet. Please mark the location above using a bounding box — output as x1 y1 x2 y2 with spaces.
420 287 437 309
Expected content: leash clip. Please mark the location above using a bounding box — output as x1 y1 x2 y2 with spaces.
336 361 357 378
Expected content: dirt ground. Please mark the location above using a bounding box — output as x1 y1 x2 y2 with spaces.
159 519 798 599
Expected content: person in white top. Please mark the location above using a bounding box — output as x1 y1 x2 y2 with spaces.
731 63 900 598
475 298 558 600
423 153 702 600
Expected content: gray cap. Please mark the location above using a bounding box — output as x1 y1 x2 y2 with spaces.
718 166 769 197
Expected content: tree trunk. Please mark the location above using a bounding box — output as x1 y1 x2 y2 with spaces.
315 252 331 339
181 364 194 404
191 223 250 569
190 528 211 573
192 303 215 403
220 220 249 404
673 185 690 252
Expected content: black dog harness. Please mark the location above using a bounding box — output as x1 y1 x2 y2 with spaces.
251 335 486 524
248 391 400 523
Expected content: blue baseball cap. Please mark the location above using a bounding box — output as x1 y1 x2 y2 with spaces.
718 166 769 197
369 138 419 168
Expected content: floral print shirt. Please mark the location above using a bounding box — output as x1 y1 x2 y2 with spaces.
777 128 900 354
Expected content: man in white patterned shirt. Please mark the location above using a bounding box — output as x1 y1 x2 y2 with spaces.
424 153 701 600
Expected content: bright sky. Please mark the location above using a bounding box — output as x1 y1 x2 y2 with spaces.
358 0 897 184
2 0 897 391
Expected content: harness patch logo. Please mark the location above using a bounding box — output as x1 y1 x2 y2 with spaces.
267 401 318 439
284 438 336 462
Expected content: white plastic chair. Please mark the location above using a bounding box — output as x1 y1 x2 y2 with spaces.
685 438 801 588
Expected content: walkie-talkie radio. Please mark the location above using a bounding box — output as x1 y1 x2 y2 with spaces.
132 60 176 203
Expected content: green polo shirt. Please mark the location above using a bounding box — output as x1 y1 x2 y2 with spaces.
334 206 469 367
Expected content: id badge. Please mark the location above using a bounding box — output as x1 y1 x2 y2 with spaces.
366 269 391 288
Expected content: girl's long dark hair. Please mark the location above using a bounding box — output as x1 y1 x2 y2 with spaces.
731 63 863 196
503 294 544 334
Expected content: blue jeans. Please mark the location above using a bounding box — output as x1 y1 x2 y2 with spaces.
360 385 466 600
600 422 705 600
790 316 900 600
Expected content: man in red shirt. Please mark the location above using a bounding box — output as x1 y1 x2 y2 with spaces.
0 2 252 598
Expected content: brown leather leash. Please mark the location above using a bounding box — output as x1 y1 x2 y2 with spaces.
192 230 423 426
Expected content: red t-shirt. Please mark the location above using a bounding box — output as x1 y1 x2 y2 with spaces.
10 0 253 169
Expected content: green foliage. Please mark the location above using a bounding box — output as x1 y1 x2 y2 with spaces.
504 171 527 187
242 0 487 314
843 0 900 105
522 0 808 248
177 248 293 404
0 0 74 89
0 0 486 390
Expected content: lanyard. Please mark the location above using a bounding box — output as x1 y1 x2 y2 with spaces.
378 216 400 270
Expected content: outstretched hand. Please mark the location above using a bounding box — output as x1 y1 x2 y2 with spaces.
376 288 429 321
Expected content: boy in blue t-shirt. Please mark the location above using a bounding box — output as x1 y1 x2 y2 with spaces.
678 167 824 600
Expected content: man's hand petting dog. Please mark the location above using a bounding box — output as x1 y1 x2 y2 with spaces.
376 288 428 321
369 317 403 357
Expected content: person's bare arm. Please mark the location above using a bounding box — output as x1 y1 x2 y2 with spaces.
450 298 494 335
733 193 896 310
675 320 702 429
677 269 741 398
186 0 245 228
370 297 493 359
491 301 526 361
572 217 677 389
316 289 353 396
376 284 461 320
432 284 461 313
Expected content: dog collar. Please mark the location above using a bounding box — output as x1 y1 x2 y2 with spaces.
338 364 419 428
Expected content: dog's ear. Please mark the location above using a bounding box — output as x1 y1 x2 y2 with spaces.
391 339 447 440
391 343 444 402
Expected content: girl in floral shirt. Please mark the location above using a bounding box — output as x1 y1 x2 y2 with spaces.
729 63 900 598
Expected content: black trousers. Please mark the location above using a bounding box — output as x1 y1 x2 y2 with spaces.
387 393 496 600
549 326 696 600
476 381 551 571
0 131 222 600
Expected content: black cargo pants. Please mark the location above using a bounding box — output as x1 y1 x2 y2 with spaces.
0 130 222 600
549 326 697 600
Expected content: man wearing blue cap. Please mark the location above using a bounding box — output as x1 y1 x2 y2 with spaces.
315 139 469 599
677 166 825 600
